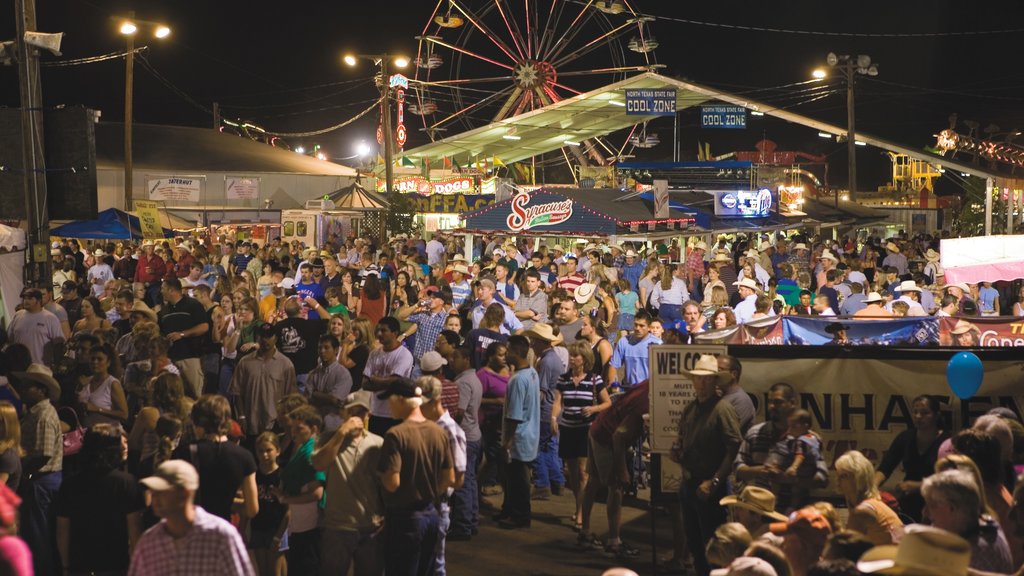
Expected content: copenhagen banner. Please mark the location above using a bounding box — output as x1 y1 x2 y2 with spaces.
938 316 1024 347
650 347 1024 494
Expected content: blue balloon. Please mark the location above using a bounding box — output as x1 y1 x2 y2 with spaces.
947 352 984 400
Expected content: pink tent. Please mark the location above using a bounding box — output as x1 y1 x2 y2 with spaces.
940 235 1024 284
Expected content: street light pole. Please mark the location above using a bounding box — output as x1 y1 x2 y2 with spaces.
822 53 877 204
124 29 134 211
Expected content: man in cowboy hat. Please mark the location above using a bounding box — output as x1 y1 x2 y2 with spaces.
857 524 971 576
523 323 567 500
13 363 64 575
87 248 115 297
449 263 473 308
883 240 908 276
732 278 762 324
853 291 893 319
685 241 708 302
886 280 927 316
670 354 742 576
720 485 787 544
923 248 943 286
945 282 977 315
621 249 646 292
785 242 811 281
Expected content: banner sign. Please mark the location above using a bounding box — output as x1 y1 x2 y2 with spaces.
701 105 747 129
624 89 677 116
133 200 165 239
938 317 1024 347
506 193 574 232
714 189 773 218
648 344 728 453
148 177 202 203
225 177 259 200
410 193 494 215
784 316 939 346
376 176 478 195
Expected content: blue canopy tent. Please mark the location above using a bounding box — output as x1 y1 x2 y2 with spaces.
51 208 172 240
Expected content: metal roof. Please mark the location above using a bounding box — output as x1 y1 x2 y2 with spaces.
403 72 1005 182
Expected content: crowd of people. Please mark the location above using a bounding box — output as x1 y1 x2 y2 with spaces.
0 228 1019 575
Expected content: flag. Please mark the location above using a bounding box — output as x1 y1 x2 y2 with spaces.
493 156 506 167
401 156 415 168
421 157 430 178
452 158 462 173
375 154 385 168
443 156 452 169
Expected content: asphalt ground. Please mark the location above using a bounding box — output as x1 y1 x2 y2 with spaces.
446 487 681 576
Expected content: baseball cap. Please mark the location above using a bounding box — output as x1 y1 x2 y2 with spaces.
769 508 832 545
343 390 372 411
375 377 424 400
257 323 278 339
420 351 448 373
477 277 496 290
140 460 199 492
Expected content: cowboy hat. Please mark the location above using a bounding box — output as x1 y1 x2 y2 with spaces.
11 364 61 402
949 320 979 335
609 244 624 253
523 323 563 344
733 277 759 291
141 240 156 248
719 486 787 522
824 322 851 334
792 243 808 251
624 249 638 258
758 243 773 253
574 283 597 304
319 249 334 258
743 249 760 259
925 249 940 262
857 524 970 576
694 241 708 251
552 245 565 253
452 264 471 275
711 252 732 264
948 282 970 294
450 253 468 263
684 355 729 381
819 250 839 263
897 280 922 293
130 300 158 323
885 241 900 253
862 291 884 304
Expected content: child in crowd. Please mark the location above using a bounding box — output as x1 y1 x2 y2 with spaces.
615 279 638 337
766 409 821 483
250 432 288 576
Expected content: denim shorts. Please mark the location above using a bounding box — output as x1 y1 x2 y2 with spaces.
618 313 635 331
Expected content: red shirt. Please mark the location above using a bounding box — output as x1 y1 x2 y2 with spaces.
590 381 649 446
134 253 167 284
557 272 585 295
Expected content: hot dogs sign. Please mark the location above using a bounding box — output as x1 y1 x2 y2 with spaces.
505 193 574 232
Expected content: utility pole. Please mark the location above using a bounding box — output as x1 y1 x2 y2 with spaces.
123 12 135 211
380 58 395 200
14 0 50 287
844 60 857 204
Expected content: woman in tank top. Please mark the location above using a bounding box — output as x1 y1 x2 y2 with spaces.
77 344 128 426
579 315 612 383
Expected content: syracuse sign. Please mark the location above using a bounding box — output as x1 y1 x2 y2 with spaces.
506 193 574 232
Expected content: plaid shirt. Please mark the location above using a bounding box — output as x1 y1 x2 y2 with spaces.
21 399 62 473
408 310 447 361
685 249 705 283
128 506 254 576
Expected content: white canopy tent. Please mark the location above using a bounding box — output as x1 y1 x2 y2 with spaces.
940 235 1024 284
0 224 26 329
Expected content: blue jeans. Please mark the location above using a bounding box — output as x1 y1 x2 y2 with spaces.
450 440 480 536
218 357 235 397
20 470 62 576
530 436 565 489
680 478 728 576
659 303 683 324
385 503 440 576
501 459 532 524
435 502 450 576
618 312 635 332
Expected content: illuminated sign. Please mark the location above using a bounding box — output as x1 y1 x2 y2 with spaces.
624 89 676 116
389 74 409 89
714 189 773 218
480 177 497 195
376 176 478 195
700 105 747 129
431 177 473 194
778 185 806 215
506 193 574 232
412 193 494 214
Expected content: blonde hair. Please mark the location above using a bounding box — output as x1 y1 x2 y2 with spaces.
350 317 373 348
835 450 880 504
706 522 752 567
0 403 23 457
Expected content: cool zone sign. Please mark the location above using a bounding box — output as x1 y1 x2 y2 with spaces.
624 89 676 116
700 105 747 129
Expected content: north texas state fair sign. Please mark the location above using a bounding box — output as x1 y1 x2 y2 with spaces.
506 194 574 232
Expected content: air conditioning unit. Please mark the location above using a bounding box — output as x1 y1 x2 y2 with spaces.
305 199 335 211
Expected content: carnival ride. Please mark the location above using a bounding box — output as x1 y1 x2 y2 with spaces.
411 0 663 171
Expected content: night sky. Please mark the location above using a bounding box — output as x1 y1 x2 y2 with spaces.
4 1 1023 189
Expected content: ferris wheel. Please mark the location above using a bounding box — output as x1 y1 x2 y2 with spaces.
410 0 662 168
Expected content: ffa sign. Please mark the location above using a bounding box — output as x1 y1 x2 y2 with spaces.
412 193 493 214
506 193 574 232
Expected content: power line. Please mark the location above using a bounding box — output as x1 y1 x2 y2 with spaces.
647 13 1024 38
261 97 382 137
41 46 147 67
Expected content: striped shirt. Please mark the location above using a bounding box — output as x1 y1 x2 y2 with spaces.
450 280 472 308
555 372 604 428
557 272 586 295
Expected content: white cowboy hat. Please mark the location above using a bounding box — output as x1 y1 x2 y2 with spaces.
683 354 729 382
862 291 884 304
523 323 563 344
743 249 759 259
820 250 839 263
793 243 808 251
948 282 970 294
450 253 468 263
897 280 922 293
11 364 61 402
719 486 788 522
857 524 970 576
885 241 900 253
574 283 597 304
624 249 638 258
925 249 940 262
733 277 759 291
141 240 156 248
711 252 732 263
609 244 624 253
552 245 565 253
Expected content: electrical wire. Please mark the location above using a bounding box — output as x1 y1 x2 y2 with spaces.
41 46 147 67
860 77 1024 102
135 54 213 115
261 97 382 137
646 13 1024 38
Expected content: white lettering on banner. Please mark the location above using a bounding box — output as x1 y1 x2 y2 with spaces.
431 178 473 194
980 330 1024 347
648 345 727 453
505 194 574 232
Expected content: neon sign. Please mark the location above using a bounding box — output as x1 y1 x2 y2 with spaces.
506 194 574 232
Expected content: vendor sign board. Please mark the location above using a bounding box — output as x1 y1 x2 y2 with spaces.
148 177 202 203
462 190 616 235
410 193 493 215
648 344 728 453
133 200 165 239
225 177 259 200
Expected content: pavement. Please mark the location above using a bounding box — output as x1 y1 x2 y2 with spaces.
446 487 681 576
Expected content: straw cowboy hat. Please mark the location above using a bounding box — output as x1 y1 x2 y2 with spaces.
130 300 158 323
862 291 884 304
452 264 471 275
711 252 732 264
694 241 708 251
523 323 563 345
743 249 759 259
450 253 468 263
719 486 787 522
792 243 808 251
925 249 940 262
948 282 970 295
949 320 979 335
574 283 597 304
897 280 922 293
885 241 901 253
857 525 971 576
683 354 729 382
820 250 839 263
11 364 61 402
733 277 759 291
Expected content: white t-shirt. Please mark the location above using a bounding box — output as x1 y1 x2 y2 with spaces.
364 345 414 418
426 240 446 267
8 308 64 364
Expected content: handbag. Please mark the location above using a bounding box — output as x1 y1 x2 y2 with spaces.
59 407 86 456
